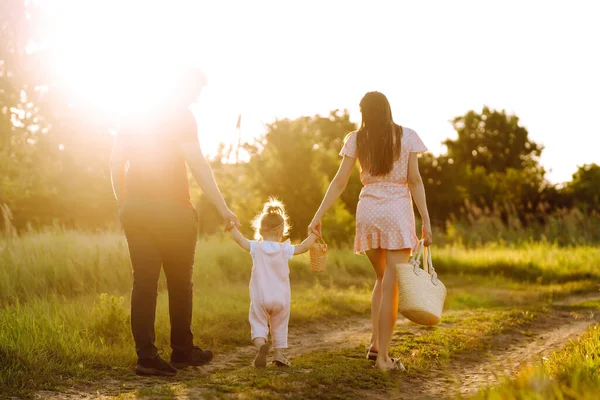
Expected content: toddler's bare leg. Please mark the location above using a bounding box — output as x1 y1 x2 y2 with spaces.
253 337 267 349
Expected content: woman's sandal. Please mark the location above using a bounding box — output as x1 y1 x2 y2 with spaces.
272 354 291 367
254 343 270 368
375 357 406 371
366 347 378 361
391 358 406 371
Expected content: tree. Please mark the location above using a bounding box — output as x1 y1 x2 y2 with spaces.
419 153 462 224
239 111 358 242
564 163 600 211
446 107 543 173
1 0 118 229
1 3 586 239
438 107 548 221
1 0 56 228
243 117 329 240
307 110 361 218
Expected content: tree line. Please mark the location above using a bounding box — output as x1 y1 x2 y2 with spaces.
204 110 599 244
1 0 598 244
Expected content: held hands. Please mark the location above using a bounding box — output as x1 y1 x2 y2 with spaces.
222 208 241 232
308 218 322 237
421 222 433 247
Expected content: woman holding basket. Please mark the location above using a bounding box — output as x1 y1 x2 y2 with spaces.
308 91 433 371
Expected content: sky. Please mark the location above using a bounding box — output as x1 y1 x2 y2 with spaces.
46 0 600 184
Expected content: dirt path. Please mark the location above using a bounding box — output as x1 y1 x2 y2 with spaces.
393 292 600 400
34 292 600 400
34 316 383 399
209 316 375 370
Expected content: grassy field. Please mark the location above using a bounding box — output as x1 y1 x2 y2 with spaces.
0 230 599 399
470 308 600 400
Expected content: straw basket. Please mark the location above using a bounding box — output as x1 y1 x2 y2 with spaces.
396 240 446 326
309 238 327 272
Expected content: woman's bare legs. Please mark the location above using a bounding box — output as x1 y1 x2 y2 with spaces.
366 249 386 353
375 248 411 370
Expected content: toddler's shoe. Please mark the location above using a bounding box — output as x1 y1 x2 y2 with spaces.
254 343 271 368
272 353 291 367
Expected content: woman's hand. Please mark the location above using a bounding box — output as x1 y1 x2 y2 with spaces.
422 222 433 247
308 218 322 237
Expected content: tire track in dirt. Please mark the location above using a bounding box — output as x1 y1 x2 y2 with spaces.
391 292 600 400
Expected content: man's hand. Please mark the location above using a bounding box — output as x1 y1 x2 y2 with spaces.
223 208 241 232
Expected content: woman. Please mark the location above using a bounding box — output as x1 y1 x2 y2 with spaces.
308 91 432 371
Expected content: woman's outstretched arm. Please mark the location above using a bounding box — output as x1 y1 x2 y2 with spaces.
308 155 356 235
407 153 432 246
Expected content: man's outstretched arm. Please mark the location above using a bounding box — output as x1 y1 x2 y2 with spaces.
110 134 128 205
178 113 240 229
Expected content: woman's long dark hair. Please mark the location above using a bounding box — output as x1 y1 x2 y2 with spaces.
356 91 402 176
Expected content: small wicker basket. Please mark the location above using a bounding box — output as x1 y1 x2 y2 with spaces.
309 237 327 272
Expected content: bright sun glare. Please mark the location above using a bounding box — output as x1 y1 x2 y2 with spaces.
46 1 202 115
39 0 600 181
44 0 247 158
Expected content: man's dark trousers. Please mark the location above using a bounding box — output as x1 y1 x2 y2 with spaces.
120 198 198 359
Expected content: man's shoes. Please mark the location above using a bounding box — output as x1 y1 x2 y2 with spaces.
170 346 214 369
135 354 177 376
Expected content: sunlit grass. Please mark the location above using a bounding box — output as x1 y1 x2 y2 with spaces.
0 230 599 397
0 285 372 394
443 206 600 247
444 275 596 310
469 322 600 400
2 231 598 306
392 308 537 371
434 243 600 283
0 230 374 306
156 309 538 400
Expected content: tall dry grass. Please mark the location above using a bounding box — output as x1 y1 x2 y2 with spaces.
442 202 600 247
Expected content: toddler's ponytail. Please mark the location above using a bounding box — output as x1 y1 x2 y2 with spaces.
251 197 290 240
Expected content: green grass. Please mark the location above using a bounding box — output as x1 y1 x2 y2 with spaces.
0 229 376 397
391 308 537 371
434 243 600 283
469 321 600 400
1 230 599 398
444 275 597 310
0 230 374 305
0 285 372 396
3 231 597 306
443 206 600 247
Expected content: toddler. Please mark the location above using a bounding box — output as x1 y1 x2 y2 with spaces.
230 198 317 367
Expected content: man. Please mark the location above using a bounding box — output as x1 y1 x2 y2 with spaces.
110 66 240 376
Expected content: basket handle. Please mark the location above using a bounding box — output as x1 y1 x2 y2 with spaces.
317 236 327 248
424 246 441 286
409 240 440 285
409 239 425 266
